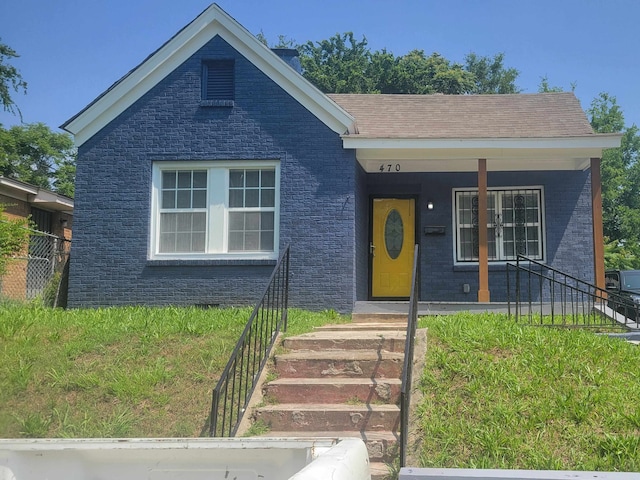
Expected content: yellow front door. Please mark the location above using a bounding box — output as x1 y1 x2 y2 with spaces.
371 198 415 298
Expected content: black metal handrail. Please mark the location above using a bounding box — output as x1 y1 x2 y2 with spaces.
507 254 632 330
400 244 420 468
209 245 290 437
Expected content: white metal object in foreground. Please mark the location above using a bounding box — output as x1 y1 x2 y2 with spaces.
399 468 640 480
0 437 370 480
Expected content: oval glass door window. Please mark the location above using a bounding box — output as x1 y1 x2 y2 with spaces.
384 209 404 259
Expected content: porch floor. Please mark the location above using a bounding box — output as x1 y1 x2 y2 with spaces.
353 300 510 316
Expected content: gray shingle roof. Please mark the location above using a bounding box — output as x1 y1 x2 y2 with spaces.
327 92 595 139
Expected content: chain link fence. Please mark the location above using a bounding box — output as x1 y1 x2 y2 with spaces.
1 228 70 305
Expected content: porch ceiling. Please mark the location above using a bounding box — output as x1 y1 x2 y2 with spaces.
345 135 622 173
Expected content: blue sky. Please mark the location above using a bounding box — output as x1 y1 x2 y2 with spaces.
1 0 638 134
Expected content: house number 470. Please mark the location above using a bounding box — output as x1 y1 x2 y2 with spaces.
379 163 401 172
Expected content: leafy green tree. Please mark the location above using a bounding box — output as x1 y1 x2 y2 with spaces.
390 50 475 94
51 156 76 198
278 31 520 95
604 237 640 270
588 93 640 261
367 49 396 93
537 75 565 93
0 40 27 118
464 53 520 94
0 123 76 197
299 32 375 93
0 205 30 275
589 92 624 133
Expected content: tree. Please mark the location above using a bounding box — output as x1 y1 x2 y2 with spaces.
588 93 640 258
0 123 76 197
389 50 475 94
537 75 564 93
297 32 519 95
604 237 640 270
0 40 27 118
299 32 375 93
464 53 520 94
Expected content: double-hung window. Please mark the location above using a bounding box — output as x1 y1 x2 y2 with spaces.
151 161 279 260
454 187 544 263
228 169 275 252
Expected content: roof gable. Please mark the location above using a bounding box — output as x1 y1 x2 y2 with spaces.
62 4 354 146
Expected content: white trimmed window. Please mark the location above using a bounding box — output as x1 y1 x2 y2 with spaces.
454 187 544 263
151 161 279 260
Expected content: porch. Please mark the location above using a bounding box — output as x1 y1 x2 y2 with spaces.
332 93 622 306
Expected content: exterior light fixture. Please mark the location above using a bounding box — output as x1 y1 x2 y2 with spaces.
427 201 434 210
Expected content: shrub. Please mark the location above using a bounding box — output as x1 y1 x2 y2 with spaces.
0 204 30 276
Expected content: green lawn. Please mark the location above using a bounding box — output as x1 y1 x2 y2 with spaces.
0 303 346 438
2 304 639 472
416 313 640 471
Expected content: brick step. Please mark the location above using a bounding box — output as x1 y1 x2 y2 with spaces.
282 330 406 352
274 350 404 379
314 322 407 332
263 431 399 464
254 403 400 432
351 312 409 323
263 377 402 404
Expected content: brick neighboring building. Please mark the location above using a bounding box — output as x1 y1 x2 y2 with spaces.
61 4 620 312
0 177 73 300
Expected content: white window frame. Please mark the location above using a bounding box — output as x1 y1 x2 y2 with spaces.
452 186 545 265
150 160 280 260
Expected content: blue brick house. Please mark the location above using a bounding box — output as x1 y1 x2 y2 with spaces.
62 4 620 313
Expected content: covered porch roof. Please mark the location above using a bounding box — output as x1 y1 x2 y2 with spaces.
329 92 621 171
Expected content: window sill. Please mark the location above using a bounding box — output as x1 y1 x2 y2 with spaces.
200 99 234 107
454 264 505 272
147 258 277 267
454 261 545 272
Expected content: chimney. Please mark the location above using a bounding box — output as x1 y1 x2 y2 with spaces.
271 48 302 74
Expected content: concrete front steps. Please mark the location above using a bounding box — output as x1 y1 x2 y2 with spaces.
253 320 408 480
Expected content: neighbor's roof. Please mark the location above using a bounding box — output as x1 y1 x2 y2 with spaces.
0 176 73 213
328 92 595 139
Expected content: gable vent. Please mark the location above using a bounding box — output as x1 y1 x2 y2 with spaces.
203 60 234 101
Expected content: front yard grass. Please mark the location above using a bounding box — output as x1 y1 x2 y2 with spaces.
0 303 346 438
416 313 640 471
3 304 639 472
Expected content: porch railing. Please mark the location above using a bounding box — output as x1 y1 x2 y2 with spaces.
400 244 420 468
209 245 290 437
506 255 630 330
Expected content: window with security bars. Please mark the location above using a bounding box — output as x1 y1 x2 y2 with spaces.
152 162 279 259
202 60 234 101
455 188 544 262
